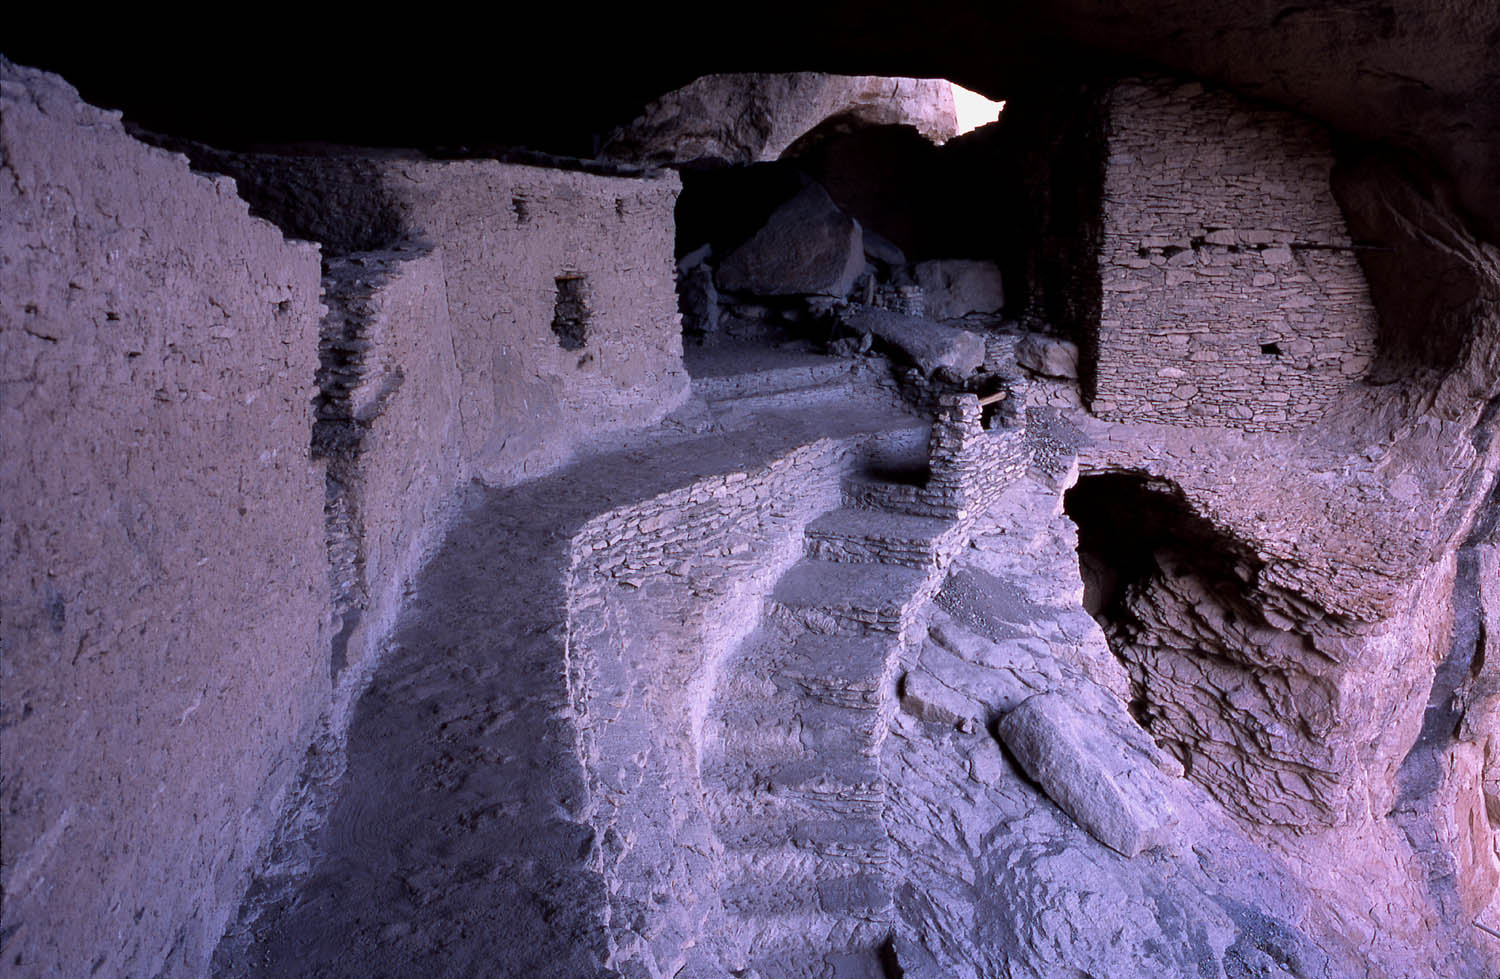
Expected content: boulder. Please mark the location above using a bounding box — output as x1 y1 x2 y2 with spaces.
914 259 1006 320
841 307 985 377
996 692 1186 857
862 228 907 268
1015 334 1081 379
717 184 865 298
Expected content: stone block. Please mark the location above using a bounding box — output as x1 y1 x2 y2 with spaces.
1015 334 1081 379
997 693 1186 857
841 307 986 377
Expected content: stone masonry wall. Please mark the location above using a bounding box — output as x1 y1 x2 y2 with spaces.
1090 77 1378 430
843 396 1028 523
0 62 329 977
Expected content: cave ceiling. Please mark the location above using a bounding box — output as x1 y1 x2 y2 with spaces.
10 2 1497 238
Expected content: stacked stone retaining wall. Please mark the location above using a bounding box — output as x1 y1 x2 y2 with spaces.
1090 77 1378 430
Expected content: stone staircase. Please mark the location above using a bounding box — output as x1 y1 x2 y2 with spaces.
699 427 995 976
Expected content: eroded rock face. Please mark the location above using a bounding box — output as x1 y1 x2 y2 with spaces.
599 72 958 167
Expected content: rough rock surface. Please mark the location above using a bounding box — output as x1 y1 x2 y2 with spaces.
884 463 1370 978
717 183 865 298
599 73 958 167
1014 333 1080 379
913 259 1005 321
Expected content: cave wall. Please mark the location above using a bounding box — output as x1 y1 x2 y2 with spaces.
1090 76 1378 430
599 72 957 167
0 62 330 977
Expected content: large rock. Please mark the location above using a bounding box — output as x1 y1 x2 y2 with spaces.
914 259 1006 320
996 692 1186 857
841 306 986 377
1014 334 1080 379
717 183 865 298
599 72 958 166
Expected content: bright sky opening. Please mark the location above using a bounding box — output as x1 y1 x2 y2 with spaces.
951 82 1005 135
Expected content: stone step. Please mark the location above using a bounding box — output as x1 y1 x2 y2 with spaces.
706 696 885 764
691 358 858 403
721 868 892 919
706 780 886 831
769 558 933 639
715 632 893 710
702 715 884 781
840 472 961 520
715 810 890 859
702 379 859 416
772 632 894 708
744 947 891 979
805 506 957 569
705 754 886 808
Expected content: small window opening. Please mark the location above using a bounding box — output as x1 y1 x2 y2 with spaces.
552 275 590 351
1260 342 1283 356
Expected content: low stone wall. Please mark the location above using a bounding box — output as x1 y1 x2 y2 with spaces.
927 394 1031 517
1089 77 1378 430
0 61 328 977
565 431 918 973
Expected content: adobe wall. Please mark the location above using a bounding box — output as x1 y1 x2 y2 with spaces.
176 147 690 486
0 61 329 977
1089 77 1378 430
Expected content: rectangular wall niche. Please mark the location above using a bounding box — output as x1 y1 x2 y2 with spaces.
551 273 591 350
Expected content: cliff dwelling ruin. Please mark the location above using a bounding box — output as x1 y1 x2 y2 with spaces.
4 9 1500 978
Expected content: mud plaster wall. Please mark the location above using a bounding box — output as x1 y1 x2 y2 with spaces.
384 160 687 484
0 62 329 978
317 245 464 684
1090 77 1378 430
178 149 690 487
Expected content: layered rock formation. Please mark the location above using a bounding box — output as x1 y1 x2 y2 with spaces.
599 73 957 167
